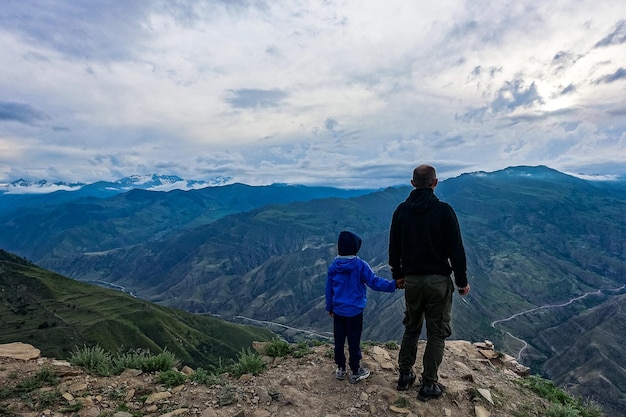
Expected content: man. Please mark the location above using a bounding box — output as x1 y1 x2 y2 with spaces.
389 164 470 402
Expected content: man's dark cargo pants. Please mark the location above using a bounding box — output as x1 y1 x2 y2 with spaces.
398 274 453 384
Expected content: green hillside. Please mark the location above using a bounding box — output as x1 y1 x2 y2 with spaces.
0 249 274 370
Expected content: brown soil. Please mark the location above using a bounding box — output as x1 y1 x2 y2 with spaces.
0 340 553 417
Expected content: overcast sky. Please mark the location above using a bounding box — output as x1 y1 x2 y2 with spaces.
1 1 625 188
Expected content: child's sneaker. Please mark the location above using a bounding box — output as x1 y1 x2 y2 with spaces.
349 367 370 384
335 367 346 380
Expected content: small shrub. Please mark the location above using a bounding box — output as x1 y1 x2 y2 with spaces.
393 395 411 408
14 368 59 394
384 340 399 350
268 387 281 400
231 348 266 377
190 368 223 386
517 375 602 417
136 349 179 373
33 390 61 409
265 339 292 357
59 402 83 413
70 345 114 376
156 370 187 388
114 348 178 373
71 345 179 376
519 375 575 406
292 341 312 358
544 403 584 417
218 384 239 406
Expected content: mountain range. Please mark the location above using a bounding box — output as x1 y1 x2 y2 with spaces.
1 165 625 414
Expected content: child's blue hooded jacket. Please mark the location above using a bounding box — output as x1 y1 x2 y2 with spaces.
325 231 396 317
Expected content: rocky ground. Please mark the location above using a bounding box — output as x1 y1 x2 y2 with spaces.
1 339 562 417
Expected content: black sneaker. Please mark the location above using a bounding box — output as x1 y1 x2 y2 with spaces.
417 382 443 402
396 371 416 391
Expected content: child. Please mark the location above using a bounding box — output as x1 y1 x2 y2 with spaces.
325 230 397 383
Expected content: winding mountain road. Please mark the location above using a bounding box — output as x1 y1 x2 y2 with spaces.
490 284 626 360
233 315 334 340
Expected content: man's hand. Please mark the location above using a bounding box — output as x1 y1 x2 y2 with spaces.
396 278 405 289
458 284 470 296
328 311 334 317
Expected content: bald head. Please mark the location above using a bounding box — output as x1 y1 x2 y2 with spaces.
411 165 437 189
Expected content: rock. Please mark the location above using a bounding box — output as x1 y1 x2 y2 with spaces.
478 349 499 360
69 382 88 392
389 405 411 414
172 384 185 394
120 368 142 378
124 388 135 401
77 396 94 407
0 342 41 360
181 366 194 375
254 387 272 404
377 387 399 403
369 345 397 370
160 408 189 417
239 373 253 383
477 388 494 405
201 408 218 417
251 410 271 417
475 405 491 417
145 391 172 404
499 357 531 376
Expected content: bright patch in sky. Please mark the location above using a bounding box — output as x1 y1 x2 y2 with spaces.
0 1 624 188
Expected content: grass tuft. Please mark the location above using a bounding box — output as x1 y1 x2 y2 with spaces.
517 375 602 417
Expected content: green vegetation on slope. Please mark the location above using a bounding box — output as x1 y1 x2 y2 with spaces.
0 249 274 370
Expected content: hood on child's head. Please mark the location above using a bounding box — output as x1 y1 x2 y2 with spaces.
337 230 362 256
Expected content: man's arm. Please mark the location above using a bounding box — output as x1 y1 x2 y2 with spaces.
388 208 403 281
445 205 468 288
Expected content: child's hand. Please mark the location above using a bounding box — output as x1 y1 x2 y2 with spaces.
328 311 334 317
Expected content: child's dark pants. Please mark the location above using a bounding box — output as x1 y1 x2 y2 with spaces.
333 313 363 374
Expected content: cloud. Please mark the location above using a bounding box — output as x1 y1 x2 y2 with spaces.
325 118 338 131
594 19 626 47
491 80 544 113
0 101 47 125
225 89 288 109
594 68 626 84
0 1 624 187
559 84 576 95
0 2 153 61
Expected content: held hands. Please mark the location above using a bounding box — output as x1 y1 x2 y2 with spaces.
395 278 405 289
457 284 470 296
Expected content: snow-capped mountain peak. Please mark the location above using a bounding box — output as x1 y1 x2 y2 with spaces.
0 174 232 195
